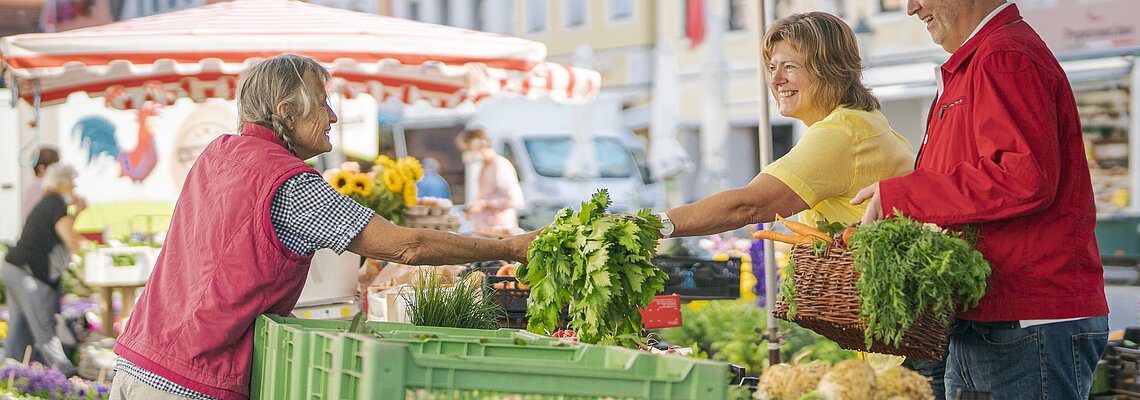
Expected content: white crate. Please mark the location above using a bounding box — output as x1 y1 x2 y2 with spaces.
82 246 157 286
296 249 361 307
365 284 412 322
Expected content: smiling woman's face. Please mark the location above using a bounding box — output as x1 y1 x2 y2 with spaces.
768 40 825 124
289 73 338 160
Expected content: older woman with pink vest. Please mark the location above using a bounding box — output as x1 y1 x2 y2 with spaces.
109 54 537 400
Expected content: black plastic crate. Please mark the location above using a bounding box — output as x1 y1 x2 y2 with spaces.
467 260 507 276
652 255 742 300
484 275 529 315
1106 340 1140 397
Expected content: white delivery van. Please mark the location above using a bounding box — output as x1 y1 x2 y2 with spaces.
467 94 660 228
395 94 661 229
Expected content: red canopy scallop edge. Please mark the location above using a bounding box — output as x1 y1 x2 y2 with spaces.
1 0 599 110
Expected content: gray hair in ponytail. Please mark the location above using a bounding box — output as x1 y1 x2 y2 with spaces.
235 54 331 155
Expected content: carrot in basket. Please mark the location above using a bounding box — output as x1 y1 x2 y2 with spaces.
775 214 833 243
751 230 807 244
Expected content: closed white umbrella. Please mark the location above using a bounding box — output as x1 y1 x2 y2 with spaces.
648 38 694 182
698 11 730 195
563 45 599 180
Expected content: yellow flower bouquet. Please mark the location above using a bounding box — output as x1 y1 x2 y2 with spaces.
324 155 424 226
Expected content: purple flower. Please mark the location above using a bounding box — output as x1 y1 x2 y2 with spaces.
0 362 107 399
749 225 768 307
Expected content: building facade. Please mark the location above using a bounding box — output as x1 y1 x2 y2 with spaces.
492 0 1140 212
92 0 1138 212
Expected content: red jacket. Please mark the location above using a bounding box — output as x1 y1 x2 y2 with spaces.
115 123 318 400
879 4 1107 322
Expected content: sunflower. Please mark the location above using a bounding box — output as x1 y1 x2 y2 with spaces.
375 154 397 169
330 170 356 196
402 180 418 205
381 168 404 193
394 159 413 181
404 156 424 180
351 173 373 197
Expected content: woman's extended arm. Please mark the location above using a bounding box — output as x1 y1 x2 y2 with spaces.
664 173 808 238
346 216 537 266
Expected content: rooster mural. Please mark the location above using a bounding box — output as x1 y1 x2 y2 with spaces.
72 103 161 183
73 116 118 161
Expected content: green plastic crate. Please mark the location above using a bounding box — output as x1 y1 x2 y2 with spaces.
253 315 556 400
352 335 728 399
305 329 670 398
253 317 370 400
251 315 626 400
373 321 550 339
252 315 730 400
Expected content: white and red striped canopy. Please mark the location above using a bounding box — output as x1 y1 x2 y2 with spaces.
0 0 599 110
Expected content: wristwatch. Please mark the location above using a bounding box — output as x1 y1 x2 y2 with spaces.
657 212 675 238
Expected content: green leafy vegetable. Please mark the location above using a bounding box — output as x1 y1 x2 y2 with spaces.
780 258 798 320
653 298 856 377
849 212 991 349
517 189 666 347
814 218 846 237
111 254 138 267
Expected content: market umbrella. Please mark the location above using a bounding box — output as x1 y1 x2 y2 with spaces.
0 0 600 110
562 45 598 181
647 38 693 182
698 14 729 195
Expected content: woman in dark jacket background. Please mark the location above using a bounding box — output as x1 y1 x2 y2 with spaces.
3 163 85 375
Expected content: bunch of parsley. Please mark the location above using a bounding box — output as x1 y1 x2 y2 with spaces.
516 189 667 347
850 213 991 350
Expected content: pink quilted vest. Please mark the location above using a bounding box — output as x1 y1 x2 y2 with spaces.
115 123 319 400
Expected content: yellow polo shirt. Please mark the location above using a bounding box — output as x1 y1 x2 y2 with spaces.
763 106 915 370
762 106 914 227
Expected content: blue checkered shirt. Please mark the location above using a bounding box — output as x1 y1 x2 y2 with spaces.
115 172 374 398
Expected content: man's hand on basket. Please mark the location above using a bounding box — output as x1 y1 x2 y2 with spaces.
851 182 884 226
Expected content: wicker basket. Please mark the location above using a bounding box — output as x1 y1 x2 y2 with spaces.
772 243 950 360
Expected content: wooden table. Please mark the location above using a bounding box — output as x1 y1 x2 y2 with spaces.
87 283 145 337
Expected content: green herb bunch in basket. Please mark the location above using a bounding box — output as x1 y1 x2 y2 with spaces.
774 212 991 359
850 213 990 348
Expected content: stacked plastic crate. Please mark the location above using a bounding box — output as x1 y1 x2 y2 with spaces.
250 315 733 400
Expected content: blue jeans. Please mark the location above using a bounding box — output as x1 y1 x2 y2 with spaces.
945 316 1109 400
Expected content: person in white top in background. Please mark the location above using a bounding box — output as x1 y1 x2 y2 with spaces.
456 128 525 235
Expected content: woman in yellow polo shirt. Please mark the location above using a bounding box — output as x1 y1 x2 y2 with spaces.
661 11 912 243
657 9 916 378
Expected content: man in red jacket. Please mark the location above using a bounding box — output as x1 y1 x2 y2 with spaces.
851 1 1110 399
